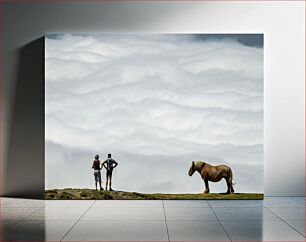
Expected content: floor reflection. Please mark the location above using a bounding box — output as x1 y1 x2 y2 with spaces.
0 197 304 241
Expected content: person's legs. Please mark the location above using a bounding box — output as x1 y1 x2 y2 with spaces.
105 172 109 190
94 172 98 190
109 172 113 191
98 171 103 190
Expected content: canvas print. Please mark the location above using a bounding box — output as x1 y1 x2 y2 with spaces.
45 34 263 199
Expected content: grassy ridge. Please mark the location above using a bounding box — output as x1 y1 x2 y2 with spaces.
45 188 263 200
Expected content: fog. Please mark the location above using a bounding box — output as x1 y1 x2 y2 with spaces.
45 34 263 193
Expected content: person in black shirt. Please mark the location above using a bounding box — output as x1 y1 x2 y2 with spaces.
102 153 118 191
92 154 103 190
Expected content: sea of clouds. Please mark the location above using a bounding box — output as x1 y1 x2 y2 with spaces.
45 34 263 193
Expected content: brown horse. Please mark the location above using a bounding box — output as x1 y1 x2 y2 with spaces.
188 161 234 194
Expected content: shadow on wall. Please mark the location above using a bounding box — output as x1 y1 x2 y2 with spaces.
4 37 45 199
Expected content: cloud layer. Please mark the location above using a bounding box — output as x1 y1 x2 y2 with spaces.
45 34 263 193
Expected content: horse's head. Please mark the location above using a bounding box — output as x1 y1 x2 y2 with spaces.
188 161 196 176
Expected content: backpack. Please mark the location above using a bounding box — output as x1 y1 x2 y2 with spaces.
107 158 114 171
93 159 100 170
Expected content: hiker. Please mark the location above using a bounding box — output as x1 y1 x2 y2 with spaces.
102 153 118 191
92 154 104 191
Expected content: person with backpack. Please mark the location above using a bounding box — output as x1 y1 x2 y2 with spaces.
92 154 103 191
102 153 118 191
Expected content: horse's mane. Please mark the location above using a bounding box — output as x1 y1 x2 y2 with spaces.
194 161 206 171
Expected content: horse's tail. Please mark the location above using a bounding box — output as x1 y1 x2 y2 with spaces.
229 168 235 186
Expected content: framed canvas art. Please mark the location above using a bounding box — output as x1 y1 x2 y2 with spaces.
45 34 263 199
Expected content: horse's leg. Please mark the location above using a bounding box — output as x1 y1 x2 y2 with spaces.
229 179 234 193
228 169 234 193
204 179 210 194
225 179 231 194
225 177 234 194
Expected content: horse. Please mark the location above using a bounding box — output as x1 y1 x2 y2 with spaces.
188 161 234 194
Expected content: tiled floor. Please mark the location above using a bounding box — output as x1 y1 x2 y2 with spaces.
0 197 304 241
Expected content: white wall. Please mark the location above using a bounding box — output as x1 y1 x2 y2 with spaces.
2 1 304 197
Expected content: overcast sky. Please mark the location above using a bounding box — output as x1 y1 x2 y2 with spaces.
45 34 263 193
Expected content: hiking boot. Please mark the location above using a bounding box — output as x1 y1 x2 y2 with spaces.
100 187 104 191
109 188 114 191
